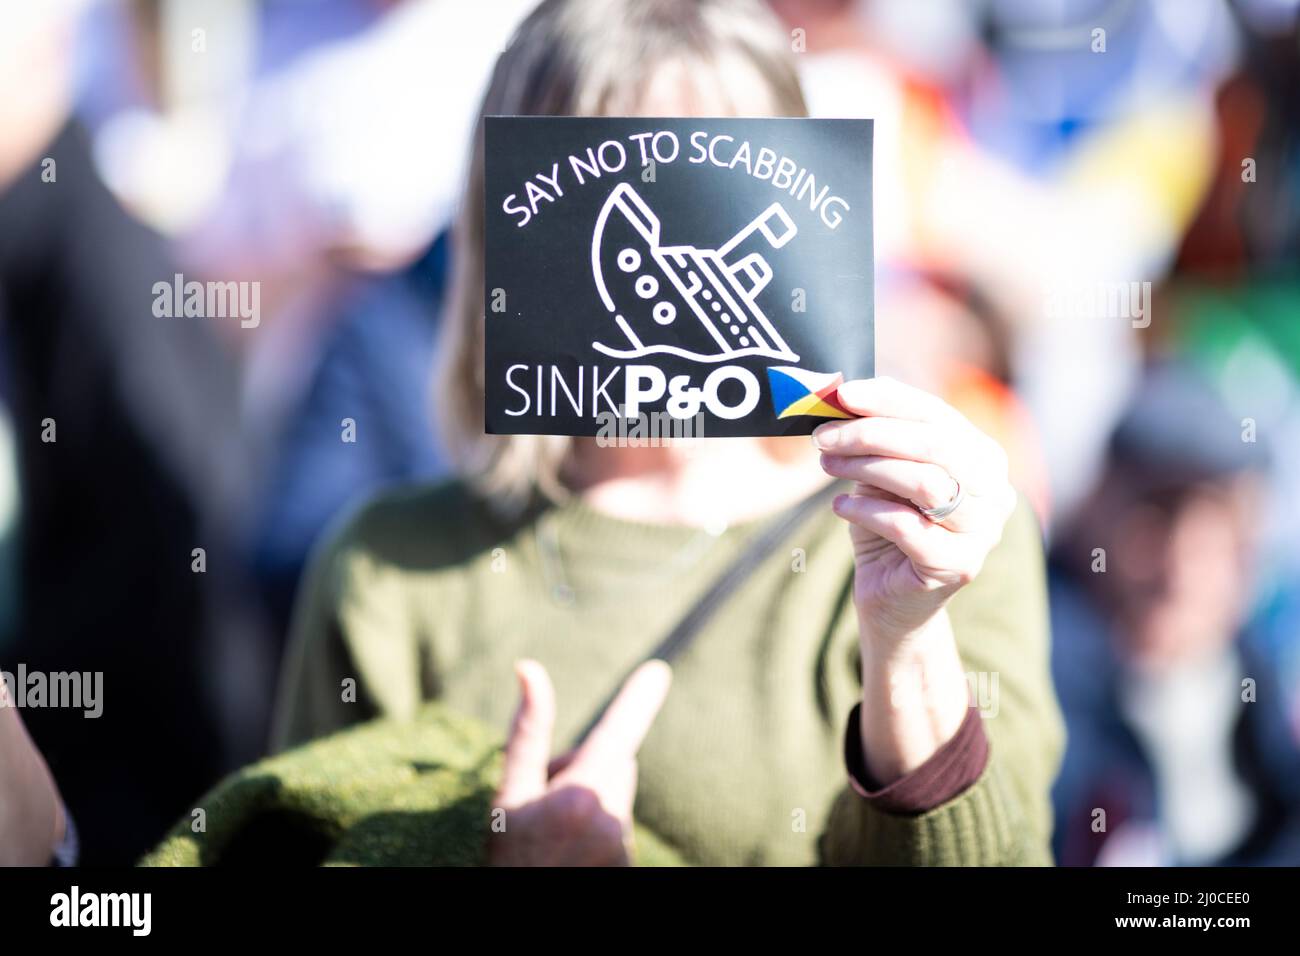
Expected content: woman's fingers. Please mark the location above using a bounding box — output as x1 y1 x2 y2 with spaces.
820 453 961 514
814 417 968 477
819 453 989 533
500 657 671 809
546 750 578 778
821 379 1020 643
831 493 986 586
575 660 672 771
835 377 966 426
491 661 667 866
497 659 556 808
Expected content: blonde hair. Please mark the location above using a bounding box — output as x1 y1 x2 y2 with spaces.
435 0 808 511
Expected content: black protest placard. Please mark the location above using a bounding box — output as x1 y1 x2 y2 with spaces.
484 117 873 438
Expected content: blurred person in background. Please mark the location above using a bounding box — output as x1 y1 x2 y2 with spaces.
0 3 263 864
250 235 450 641
766 0 1230 531
69 1 514 645
72 0 532 440
1050 361 1300 866
271 0 1064 867
1161 0 1300 730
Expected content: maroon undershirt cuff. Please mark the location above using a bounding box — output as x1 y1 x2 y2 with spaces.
842 702 990 815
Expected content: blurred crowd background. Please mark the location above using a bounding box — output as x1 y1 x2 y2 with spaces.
0 0 1297 865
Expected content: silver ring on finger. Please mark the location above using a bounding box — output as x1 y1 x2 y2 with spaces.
919 477 965 523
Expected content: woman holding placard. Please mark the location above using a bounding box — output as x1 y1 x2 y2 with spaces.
271 0 1064 867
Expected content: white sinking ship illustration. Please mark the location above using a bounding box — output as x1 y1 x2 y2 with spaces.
590 183 801 363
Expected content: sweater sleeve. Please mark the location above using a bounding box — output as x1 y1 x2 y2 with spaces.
269 497 428 753
843 702 990 813
819 494 1066 866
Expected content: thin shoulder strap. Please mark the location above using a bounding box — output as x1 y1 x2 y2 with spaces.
575 479 844 746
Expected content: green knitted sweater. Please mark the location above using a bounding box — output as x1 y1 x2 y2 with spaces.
256 479 1063 866
142 700 686 866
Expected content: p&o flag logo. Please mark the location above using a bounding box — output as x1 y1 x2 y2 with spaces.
766 367 852 420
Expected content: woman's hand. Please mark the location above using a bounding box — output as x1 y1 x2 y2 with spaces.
487 659 671 866
815 376 1018 644
814 377 1018 784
